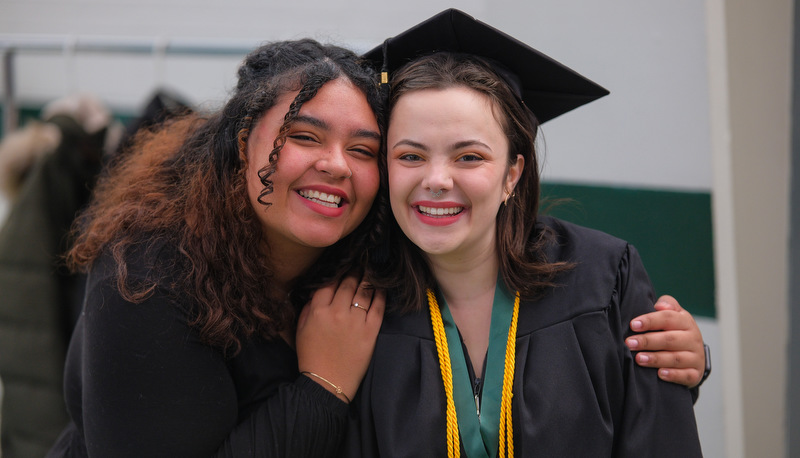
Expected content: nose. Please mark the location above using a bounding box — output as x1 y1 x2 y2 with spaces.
422 161 452 195
315 146 351 179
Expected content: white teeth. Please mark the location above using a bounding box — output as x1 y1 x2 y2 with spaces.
418 205 463 217
298 190 342 208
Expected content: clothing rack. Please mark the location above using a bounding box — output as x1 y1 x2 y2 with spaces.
0 35 258 135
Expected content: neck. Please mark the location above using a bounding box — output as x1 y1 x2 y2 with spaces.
263 239 325 350
264 240 324 295
428 248 500 379
428 247 500 307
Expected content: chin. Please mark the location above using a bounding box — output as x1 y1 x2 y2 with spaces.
287 231 340 249
308 236 346 249
411 239 457 256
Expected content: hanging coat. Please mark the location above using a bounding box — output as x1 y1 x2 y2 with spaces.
0 114 105 458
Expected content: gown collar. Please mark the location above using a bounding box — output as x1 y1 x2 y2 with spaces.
437 279 516 458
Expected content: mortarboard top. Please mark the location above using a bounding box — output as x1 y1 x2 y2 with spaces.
363 8 609 124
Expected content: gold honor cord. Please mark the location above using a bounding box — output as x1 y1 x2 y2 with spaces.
428 289 521 458
498 293 519 458
428 289 461 457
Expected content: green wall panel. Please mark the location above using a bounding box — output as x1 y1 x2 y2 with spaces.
542 182 715 318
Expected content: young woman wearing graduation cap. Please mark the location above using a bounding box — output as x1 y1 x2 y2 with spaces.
342 9 704 457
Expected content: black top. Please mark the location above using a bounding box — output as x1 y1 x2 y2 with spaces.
48 239 348 457
341 216 703 457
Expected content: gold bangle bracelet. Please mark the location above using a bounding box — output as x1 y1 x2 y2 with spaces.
300 371 351 403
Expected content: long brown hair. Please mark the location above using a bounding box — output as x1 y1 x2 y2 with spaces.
66 39 387 353
372 52 570 313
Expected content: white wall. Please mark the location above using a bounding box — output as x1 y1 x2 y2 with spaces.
1 0 713 192
711 0 792 456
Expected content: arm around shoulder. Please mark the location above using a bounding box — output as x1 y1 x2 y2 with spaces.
613 245 703 457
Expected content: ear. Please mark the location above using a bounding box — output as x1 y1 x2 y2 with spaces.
505 154 524 195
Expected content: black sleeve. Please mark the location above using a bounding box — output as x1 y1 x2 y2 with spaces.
78 275 237 457
215 376 349 458
610 245 703 457
690 384 700 404
76 271 347 457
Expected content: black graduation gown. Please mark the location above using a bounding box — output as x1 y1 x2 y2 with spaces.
342 216 703 457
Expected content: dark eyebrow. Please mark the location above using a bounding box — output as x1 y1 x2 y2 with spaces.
452 140 491 151
354 129 382 141
293 115 380 141
391 139 491 152
391 139 428 151
293 115 328 130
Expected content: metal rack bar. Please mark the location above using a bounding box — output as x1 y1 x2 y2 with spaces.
0 35 257 134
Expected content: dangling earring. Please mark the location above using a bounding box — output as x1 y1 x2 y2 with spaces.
504 189 512 206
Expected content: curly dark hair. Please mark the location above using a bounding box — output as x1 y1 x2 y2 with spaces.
371 52 570 312
66 39 388 353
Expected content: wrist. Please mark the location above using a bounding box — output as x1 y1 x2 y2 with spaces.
300 371 352 404
698 343 712 386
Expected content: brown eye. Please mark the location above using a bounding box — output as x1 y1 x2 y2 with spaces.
350 147 376 158
457 153 483 162
288 134 317 143
398 153 423 162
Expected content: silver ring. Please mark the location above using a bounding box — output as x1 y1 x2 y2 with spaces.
346 169 353 178
430 189 443 198
351 302 368 312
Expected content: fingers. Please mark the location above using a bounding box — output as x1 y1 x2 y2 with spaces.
657 367 703 387
653 295 681 312
367 288 386 325
347 280 386 326
305 275 384 325
631 347 705 388
627 295 704 369
630 310 691 333
350 280 376 316
626 329 699 352
632 348 700 369
630 296 696 333
332 276 360 307
312 281 338 305
627 294 706 388
296 276 386 400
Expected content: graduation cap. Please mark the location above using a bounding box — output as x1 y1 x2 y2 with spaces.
363 8 609 124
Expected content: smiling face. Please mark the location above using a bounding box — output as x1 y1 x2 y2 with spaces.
387 86 522 263
246 77 381 258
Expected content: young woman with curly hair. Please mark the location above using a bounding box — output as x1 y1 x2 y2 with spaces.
48 39 386 457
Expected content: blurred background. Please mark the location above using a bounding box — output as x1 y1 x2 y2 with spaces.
0 1 796 457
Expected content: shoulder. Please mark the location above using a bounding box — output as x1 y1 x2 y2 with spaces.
81 236 196 341
380 307 432 340
538 216 648 290
517 216 647 332
92 234 184 285
84 234 191 318
537 215 629 267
